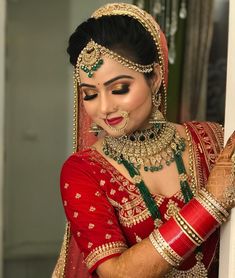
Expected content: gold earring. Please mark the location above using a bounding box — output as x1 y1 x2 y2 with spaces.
149 90 166 125
89 122 103 133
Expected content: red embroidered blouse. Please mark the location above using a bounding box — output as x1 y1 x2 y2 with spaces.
60 122 224 277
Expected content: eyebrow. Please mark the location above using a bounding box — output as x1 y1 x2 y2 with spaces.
79 75 134 88
103 75 134 86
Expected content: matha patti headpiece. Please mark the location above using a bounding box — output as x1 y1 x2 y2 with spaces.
75 40 154 82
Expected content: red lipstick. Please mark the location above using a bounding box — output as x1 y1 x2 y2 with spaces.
105 117 123 126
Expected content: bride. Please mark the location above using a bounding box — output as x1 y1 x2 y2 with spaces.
53 3 235 278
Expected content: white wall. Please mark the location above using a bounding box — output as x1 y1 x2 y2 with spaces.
0 0 6 276
219 0 235 277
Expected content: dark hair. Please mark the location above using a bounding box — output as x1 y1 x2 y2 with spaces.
67 15 158 79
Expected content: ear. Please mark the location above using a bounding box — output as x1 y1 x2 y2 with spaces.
150 63 162 92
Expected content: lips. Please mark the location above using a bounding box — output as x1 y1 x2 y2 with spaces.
105 117 124 126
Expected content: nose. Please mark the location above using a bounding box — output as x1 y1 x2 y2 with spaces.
99 92 116 115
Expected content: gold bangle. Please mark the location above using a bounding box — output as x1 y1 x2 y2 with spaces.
151 231 182 265
199 188 229 220
174 213 203 246
149 230 183 266
195 195 225 224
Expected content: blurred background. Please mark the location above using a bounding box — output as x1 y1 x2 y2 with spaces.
0 0 229 277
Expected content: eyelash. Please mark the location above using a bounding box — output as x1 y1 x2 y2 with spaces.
83 94 97 101
83 84 130 101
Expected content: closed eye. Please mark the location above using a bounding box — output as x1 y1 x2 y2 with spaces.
112 84 130 95
81 88 98 101
83 94 98 101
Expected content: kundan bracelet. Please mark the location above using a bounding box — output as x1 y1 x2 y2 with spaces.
149 188 229 266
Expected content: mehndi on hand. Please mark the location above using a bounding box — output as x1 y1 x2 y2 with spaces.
206 131 235 211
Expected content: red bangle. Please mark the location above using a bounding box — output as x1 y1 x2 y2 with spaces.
180 198 219 240
156 196 222 260
158 217 196 258
150 191 228 264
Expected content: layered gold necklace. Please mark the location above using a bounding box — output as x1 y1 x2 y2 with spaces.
102 122 186 172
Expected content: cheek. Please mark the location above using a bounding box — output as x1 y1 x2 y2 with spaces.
124 86 152 111
83 101 97 119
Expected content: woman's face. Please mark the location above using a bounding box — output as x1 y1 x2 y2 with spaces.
79 56 157 137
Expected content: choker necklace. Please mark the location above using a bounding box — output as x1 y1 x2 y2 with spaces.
102 122 186 172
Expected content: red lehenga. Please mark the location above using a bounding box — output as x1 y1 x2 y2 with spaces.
53 121 223 277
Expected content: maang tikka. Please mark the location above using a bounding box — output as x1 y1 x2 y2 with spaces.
79 40 104 79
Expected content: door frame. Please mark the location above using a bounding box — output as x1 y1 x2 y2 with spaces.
219 0 235 277
0 0 6 277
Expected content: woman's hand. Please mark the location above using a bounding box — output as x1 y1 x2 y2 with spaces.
206 131 235 211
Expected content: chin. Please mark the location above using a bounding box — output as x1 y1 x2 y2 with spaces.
105 129 127 137
103 121 130 137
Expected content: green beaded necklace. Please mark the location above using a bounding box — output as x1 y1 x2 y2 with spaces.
120 143 194 225
102 123 194 224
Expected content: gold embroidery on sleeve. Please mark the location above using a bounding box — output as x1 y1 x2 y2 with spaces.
85 241 127 270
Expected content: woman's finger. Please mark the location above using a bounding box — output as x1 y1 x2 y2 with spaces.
217 131 235 162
